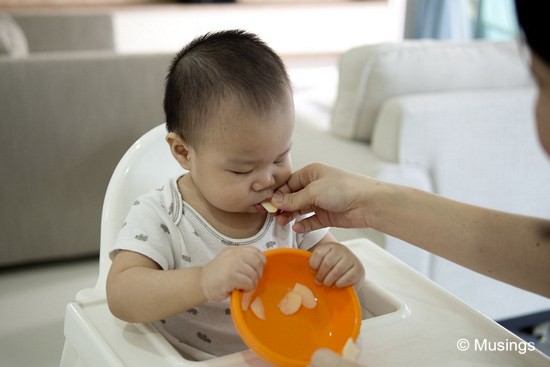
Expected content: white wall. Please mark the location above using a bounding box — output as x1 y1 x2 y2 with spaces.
112 1 406 55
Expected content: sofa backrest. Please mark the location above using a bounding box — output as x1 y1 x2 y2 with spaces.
10 11 114 53
0 51 172 267
331 40 534 142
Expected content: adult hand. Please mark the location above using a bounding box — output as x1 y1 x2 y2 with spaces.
272 163 376 233
200 246 266 302
309 349 365 367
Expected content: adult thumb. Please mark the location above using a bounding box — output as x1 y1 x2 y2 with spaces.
271 190 306 212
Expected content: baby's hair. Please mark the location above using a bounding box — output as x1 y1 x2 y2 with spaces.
164 30 291 147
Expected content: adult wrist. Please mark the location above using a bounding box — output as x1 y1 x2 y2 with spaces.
360 176 393 231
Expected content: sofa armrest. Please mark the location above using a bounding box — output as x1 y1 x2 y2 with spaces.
0 51 172 266
371 87 550 215
331 40 534 142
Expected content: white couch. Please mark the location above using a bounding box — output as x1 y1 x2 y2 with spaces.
292 40 550 321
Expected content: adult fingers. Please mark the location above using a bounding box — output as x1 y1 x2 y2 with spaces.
272 164 325 212
292 214 328 233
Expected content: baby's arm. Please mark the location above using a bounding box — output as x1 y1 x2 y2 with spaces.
106 246 265 323
308 233 365 288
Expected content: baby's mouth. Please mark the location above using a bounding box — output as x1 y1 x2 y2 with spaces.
257 201 278 214
255 203 268 213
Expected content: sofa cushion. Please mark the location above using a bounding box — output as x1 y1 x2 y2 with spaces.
0 13 28 57
331 40 534 142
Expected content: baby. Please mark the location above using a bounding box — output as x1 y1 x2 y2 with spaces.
106 30 365 358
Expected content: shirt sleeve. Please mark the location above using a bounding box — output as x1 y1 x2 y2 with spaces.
110 194 178 270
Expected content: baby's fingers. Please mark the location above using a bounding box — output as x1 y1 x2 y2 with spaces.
310 243 365 288
310 245 345 287
242 248 267 277
242 246 267 266
333 265 365 288
320 257 352 287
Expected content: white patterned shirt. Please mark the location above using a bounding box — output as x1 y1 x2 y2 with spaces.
111 176 329 357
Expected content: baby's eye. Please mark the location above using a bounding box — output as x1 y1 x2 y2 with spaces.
276 151 291 164
229 170 252 175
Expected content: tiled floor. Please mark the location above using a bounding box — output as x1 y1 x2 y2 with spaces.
0 258 98 367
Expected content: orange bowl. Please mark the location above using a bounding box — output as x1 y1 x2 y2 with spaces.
230 248 361 367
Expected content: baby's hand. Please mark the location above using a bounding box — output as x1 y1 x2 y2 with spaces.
200 247 266 302
309 242 365 288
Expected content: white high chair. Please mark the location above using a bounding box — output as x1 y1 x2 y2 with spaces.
59 123 271 366
59 123 184 366
59 123 410 367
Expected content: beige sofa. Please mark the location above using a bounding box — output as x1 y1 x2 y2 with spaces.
0 12 172 266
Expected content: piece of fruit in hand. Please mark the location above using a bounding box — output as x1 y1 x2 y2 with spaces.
261 201 278 213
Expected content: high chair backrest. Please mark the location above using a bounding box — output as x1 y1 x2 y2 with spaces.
94 124 185 293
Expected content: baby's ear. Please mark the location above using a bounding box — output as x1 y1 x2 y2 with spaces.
166 132 192 169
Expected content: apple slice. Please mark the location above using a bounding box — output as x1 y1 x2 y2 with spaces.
261 201 278 213
241 290 254 311
292 283 317 309
278 290 303 315
342 337 359 361
250 296 265 320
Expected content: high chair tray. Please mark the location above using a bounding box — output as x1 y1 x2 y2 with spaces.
63 239 550 366
63 263 410 366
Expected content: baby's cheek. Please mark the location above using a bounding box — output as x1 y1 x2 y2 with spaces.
275 164 293 187
208 187 248 211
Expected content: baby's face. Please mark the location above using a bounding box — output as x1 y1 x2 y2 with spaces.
187 98 294 214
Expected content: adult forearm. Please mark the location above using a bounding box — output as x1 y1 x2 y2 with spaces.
369 182 550 297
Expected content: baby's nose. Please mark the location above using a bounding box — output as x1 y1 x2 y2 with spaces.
252 172 275 192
